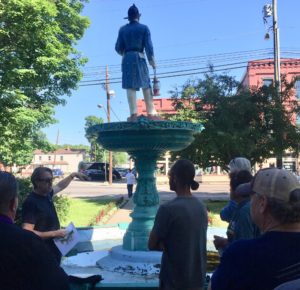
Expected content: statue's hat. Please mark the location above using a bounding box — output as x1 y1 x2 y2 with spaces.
124 4 141 20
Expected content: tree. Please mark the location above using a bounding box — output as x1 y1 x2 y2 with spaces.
112 152 128 166
84 115 105 161
0 0 90 166
55 144 90 153
170 71 300 170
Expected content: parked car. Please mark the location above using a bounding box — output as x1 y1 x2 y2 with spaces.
114 168 128 178
52 168 64 178
82 162 121 181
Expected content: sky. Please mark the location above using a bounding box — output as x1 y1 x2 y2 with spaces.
43 0 300 146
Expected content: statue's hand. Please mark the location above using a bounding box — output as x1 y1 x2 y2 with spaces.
149 59 156 69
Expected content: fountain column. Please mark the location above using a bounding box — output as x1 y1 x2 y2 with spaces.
123 151 160 250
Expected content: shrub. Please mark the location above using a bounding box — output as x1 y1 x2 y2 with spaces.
53 195 71 224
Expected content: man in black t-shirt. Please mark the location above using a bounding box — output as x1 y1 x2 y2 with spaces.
0 171 69 290
22 167 88 263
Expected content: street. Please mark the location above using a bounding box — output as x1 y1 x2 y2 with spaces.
60 179 230 201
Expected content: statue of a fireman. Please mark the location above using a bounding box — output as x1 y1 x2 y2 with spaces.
115 4 159 121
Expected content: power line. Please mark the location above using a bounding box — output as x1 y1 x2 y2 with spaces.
79 63 249 87
80 48 300 82
82 48 275 72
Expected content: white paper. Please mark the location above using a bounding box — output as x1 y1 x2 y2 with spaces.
54 222 79 256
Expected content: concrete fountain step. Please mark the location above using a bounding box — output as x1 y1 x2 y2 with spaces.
63 225 225 289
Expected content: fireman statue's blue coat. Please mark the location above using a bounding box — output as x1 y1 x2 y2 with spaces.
115 21 154 90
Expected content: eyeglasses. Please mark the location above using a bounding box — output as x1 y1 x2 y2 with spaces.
37 178 53 183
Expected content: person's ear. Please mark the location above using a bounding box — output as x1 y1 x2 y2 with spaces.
9 197 18 214
258 195 268 214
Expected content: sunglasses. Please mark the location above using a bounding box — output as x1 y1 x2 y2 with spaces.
37 178 53 183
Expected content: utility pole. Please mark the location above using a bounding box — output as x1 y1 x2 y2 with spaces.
263 1 282 168
273 0 281 98
272 0 283 168
53 129 59 169
105 66 113 184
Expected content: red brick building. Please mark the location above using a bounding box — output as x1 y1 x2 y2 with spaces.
137 58 300 172
137 98 175 116
242 58 300 171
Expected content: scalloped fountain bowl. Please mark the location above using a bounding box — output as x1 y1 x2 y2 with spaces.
96 116 202 154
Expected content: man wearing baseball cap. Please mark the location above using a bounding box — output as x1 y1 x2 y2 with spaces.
210 167 300 290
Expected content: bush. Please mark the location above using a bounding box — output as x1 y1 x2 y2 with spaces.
15 177 32 225
53 195 70 224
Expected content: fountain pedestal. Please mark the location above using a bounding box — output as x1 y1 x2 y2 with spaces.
94 116 201 251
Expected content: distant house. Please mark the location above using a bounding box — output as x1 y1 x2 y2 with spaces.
22 148 86 176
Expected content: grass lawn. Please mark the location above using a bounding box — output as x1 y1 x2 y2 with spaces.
203 200 228 228
61 197 119 227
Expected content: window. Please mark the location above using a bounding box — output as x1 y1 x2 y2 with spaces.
263 78 273 87
48 156 51 161
295 78 300 99
60 156 63 161
38 156 42 161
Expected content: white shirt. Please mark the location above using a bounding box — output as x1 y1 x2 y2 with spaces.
125 172 136 185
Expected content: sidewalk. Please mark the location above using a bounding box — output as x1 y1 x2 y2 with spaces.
107 197 135 225
106 189 229 225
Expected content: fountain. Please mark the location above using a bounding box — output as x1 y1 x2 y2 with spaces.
96 116 201 282
63 116 201 289
96 116 201 250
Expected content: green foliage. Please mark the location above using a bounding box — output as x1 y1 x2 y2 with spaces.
55 144 90 152
170 71 300 170
15 177 32 225
112 152 128 166
53 195 71 224
61 197 119 227
84 115 105 161
0 0 90 166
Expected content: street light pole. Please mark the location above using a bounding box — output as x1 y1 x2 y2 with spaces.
272 0 283 168
273 0 281 98
263 1 282 168
105 66 113 184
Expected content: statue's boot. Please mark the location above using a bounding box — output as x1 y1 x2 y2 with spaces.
143 88 158 116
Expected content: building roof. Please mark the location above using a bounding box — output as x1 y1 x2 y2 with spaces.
241 58 300 84
33 161 69 165
34 148 85 155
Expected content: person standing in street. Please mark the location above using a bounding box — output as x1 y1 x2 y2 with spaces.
148 159 208 290
125 169 136 198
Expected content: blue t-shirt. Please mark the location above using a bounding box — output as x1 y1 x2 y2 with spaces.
211 231 300 290
226 200 260 243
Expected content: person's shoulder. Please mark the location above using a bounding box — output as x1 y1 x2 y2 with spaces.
22 192 36 204
137 22 150 30
158 201 173 212
225 237 258 257
119 24 129 32
1 223 41 243
238 201 251 214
